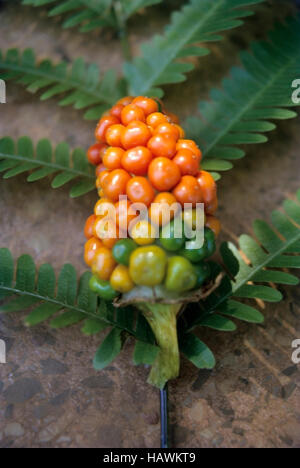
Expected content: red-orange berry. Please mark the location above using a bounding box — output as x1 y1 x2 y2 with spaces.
95 115 119 143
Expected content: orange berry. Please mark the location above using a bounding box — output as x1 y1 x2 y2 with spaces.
95 115 119 143
102 169 131 202
94 198 115 217
87 142 106 166
95 163 107 177
126 177 155 207
173 149 199 176
132 97 159 116
172 175 203 207
105 124 126 147
84 214 97 239
92 247 116 281
165 111 180 124
146 112 170 128
154 122 180 141
149 192 179 226
121 104 146 125
205 216 221 237
176 139 202 161
84 237 103 267
196 170 218 214
121 146 153 176
174 125 185 139
110 103 124 120
121 121 152 149
115 199 137 231
148 157 181 192
148 134 177 159
117 96 134 106
103 147 124 170
97 169 110 188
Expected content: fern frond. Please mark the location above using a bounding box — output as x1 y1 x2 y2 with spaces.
22 0 163 32
0 48 124 120
22 0 117 32
0 248 155 367
124 0 264 97
184 189 300 335
185 16 300 176
0 136 97 197
121 1 162 20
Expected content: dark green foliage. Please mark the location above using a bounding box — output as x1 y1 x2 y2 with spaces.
0 136 95 197
185 16 300 177
184 189 300 335
124 0 264 97
0 248 155 367
22 0 162 33
0 48 125 119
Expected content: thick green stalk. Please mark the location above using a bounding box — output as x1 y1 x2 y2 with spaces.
137 303 182 389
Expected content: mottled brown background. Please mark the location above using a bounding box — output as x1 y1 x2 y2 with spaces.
0 0 299 448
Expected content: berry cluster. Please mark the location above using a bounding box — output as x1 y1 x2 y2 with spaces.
84 96 221 300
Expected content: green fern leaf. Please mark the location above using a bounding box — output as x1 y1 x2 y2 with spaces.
93 327 123 370
122 0 162 19
0 137 96 197
0 48 124 119
124 0 264 97
22 0 162 32
0 249 155 347
22 0 117 32
184 189 300 333
185 16 300 176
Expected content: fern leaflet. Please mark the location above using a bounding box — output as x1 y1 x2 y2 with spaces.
124 0 264 97
183 189 300 336
185 16 300 176
0 136 96 197
0 248 155 363
0 48 124 120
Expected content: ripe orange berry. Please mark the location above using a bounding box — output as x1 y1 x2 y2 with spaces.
84 214 97 239
115 199 137 231
92 247 116 281
132 97 159 116
126 177 155 207
173 149 199 176
174 125 185 139
103 147 124 170
172 175 203 207
94 198 115 217
102 169 131 202
105 124 126 147
154 122 180 141
110 103 124 120
95 115 119 143
117 96 134 106
87 142 106 166
121 104 146 125
84 237 103 267
196 171 217 212
99 224 124 249
146 112 170 129
205 216 221 237
95 163 107 177
165 111 180 124
148 134 177 159
148 157 181 192
121 146 153 176
149 192 179 226
97 169 110 188
121 121 152 149
176 139 202 161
